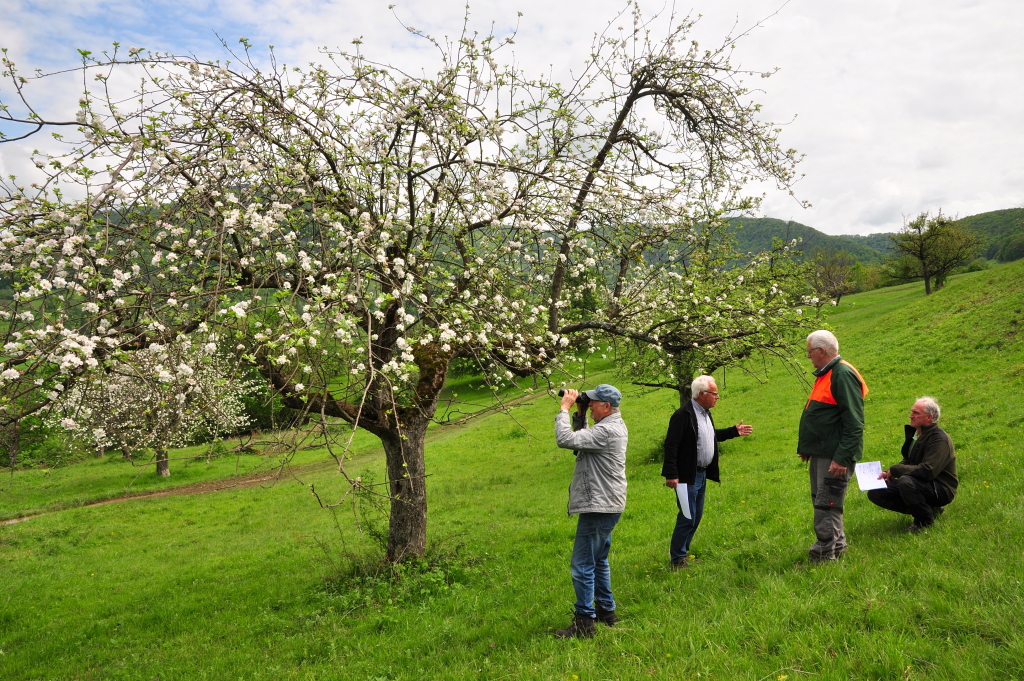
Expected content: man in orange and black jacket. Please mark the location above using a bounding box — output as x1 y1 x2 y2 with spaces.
798 329 868 562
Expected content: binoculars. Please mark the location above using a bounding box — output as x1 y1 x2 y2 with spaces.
557 389 591 407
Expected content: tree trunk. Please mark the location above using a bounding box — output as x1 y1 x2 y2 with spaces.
381 418 429 562
674 355 697 409
678 377 692 409
923 262 932 295
155 448 170 477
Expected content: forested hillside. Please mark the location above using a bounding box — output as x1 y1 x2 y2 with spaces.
728 217 891 262
730 207 1024 263
958 207 1024 260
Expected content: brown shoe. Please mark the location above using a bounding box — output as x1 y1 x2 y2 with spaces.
671 556 689 570
595 605 619 626
554 614 597 639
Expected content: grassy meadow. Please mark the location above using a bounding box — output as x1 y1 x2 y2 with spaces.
2 263 1023 680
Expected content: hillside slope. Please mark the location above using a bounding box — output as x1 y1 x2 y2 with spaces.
1 262 1022 680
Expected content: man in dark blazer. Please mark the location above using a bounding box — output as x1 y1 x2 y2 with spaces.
868 396 957 533
662 375 753 568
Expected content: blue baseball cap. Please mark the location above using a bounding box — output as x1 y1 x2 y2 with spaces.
583 384 622 407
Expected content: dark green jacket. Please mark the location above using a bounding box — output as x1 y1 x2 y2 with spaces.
797 355 867 467
890 424 958 499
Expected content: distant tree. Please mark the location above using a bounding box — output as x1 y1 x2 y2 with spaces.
810 247 855 305
847 261 884 292
615 229 816 408
887 212 983 294
46 340 255 476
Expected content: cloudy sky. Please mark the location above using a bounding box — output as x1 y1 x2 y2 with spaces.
2 0 1021 235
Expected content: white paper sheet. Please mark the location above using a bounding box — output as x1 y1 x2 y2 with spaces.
855 461 888 491
675 483 692 519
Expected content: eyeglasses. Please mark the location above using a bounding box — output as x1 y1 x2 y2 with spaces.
703 391 720 397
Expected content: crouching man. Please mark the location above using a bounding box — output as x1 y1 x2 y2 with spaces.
553 384 628 639
868 397 958 533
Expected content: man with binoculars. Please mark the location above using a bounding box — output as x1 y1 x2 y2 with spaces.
552 384 628 639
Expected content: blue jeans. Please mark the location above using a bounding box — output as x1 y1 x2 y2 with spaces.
570 512 621 618
670 468 707 561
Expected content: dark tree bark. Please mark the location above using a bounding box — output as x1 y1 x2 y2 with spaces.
380 418 429 562
675 357 698 409
155 448 170 477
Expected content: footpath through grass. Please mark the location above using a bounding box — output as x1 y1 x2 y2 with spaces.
1 265 1023 680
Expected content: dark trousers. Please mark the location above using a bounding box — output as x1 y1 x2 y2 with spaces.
669 468 707 561
867 475 952 525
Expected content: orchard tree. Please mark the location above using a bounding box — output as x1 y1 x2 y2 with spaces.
46 338 254 475
809 246 855 307
600 218 816 406
0 8 804 561
887 211 982 294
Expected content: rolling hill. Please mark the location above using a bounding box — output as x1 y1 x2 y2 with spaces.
1 263 1022 679
730 206 1024 264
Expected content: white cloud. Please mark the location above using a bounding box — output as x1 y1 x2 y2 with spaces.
2 0 1022 233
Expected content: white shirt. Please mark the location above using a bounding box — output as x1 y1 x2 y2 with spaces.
692 399 716 469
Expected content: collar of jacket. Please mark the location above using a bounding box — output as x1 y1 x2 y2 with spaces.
812 354 843 377
595 411 624 426
683 399 713 428
905 422 939 439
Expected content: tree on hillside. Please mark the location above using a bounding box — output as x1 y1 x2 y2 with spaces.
610 224 815 407
810 247 855 306
46 340 254 475
0 10 805 561
887 212 982 294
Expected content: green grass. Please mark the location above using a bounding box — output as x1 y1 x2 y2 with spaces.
1 266 1023 679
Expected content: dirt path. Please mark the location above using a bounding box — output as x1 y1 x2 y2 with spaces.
1 389 547 526
0 457 342 526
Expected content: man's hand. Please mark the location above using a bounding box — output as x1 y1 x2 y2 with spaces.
665 478 678 489
828 460 848 477
736 420 753 436
878 470 891 481
799 454 810 462
560 389 578 412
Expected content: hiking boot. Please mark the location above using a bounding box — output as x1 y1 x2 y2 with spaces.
671 556 689 570
554 614 597 639
595 605 619 626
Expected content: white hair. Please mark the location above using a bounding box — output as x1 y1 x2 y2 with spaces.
690 375 715 399
916 396 941 422
807 330 839 356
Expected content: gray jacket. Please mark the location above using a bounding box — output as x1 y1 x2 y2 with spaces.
555 410 628 514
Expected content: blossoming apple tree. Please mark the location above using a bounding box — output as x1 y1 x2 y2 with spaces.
1 9 808 560
46 338 255 475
